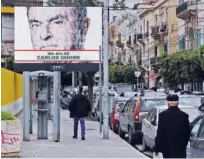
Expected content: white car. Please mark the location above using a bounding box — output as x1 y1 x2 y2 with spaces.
141 105 202 151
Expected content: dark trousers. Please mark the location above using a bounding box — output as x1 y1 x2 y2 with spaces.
73 118 85 137
162 149 186 158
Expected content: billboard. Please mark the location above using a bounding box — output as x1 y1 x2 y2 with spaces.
14 7 102 66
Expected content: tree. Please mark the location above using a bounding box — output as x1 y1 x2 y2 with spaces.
109 64 136 84
5 56 14 71
158 46 204 88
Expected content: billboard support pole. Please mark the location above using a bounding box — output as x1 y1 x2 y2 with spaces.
103 0 109 139
53 71 61 142
23 71 30 141
72 72 75 88
99 46 103 134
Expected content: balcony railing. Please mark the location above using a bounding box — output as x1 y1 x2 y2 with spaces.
151 25 160 37
137 33 143 40
151 23 168 38
116 40 124 48
176 1 196 18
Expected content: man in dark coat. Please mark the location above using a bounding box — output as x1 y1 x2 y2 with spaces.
153 94 191 158
68 86 91 140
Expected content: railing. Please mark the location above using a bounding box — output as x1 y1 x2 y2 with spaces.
151 25 160 35
176 1 196 16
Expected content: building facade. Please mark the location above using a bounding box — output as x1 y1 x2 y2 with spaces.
176 0 204 51
136 0 179 88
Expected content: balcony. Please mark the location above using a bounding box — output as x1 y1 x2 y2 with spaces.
151 25 160 39
150 57 157 65
116 40 124 48
109 40 114 46
151 23 168 39
176 1 196 20
143 0 158 5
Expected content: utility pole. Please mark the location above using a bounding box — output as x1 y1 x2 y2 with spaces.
196 0 199 48
103 0 109 139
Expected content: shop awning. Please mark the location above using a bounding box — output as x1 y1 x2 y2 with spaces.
145 73 160 80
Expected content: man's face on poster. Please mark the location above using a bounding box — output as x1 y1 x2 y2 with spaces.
27 7 90 50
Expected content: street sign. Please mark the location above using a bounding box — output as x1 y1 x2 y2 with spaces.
134 71 141 77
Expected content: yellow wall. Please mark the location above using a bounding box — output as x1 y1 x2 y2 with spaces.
1 7 14 14
1 68 23 107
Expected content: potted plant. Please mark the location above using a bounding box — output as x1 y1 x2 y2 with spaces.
1 111 21 157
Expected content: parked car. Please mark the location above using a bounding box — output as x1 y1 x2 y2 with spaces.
111 97 129 133
141 105 202 152
179 95 202 107
188 114 204 158
118 95 167 145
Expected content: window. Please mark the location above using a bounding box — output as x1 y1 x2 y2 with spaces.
154 46 158 57
129 36 131 42
164 42 168 53
119 33 121 41
155 15 158 24
141 99 166 112
179 0 184 5
143 20 145 34
123 101 130 112
179 38 185 51
149 108 157 124
146 109 154 121
146 21 149 35
191 118 202 137
198 122 204 138
197 29 201 47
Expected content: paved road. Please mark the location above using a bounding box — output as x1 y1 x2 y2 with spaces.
19 110 149 158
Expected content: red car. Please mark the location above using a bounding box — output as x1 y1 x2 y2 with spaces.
111 97 129 133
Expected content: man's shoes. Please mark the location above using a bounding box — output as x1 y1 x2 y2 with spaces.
81 136 85 140
73 135 77 139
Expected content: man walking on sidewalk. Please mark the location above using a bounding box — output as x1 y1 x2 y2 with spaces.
153 94 191 158
68 86 91 140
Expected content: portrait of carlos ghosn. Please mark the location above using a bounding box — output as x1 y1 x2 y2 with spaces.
26 7 90 50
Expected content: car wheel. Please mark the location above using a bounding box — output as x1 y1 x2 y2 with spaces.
128 127 136 145
141 135 149 152
118 123 125 139
112 123 118 134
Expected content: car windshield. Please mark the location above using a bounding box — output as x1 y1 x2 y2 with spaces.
179 97 201 107
124 92 137 97
141 99 167 112
116 86 132 94
160 108 201 122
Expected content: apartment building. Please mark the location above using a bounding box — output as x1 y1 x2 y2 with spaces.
136 0 178 88
109 12 138 66
176 0 204 51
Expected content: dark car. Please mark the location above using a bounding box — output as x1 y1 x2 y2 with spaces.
111 97 129 133
118 95 166 145
188 114 204 158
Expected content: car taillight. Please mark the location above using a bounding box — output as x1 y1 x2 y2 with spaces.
134 100 141 121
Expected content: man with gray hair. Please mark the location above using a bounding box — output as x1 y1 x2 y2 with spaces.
27 7 90 50
154 94 191 158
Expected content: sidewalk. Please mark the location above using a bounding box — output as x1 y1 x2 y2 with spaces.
20 110 149 158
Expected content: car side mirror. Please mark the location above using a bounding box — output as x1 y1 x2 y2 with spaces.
198 105 204 112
